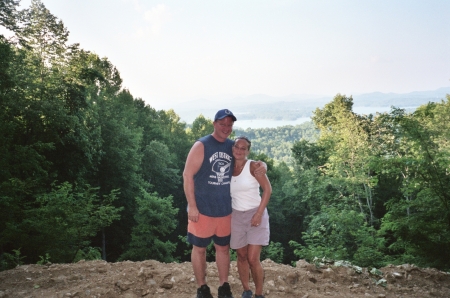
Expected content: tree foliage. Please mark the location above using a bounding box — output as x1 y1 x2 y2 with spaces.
0 0 19 31
288 94 450 270
0 0 182 267
119 190 178 263
234 121 319 165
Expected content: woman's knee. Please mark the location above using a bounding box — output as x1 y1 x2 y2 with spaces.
247 254 262 267
236 248 248 261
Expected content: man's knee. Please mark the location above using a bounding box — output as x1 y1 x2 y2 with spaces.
192 245 207 255
214 243 230 254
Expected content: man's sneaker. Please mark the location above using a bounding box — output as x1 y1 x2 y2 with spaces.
197 284 213 298
241 289 253 298
255 295 265 298
218 282 234 298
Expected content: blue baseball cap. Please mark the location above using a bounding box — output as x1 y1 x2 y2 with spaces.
214 109 237 121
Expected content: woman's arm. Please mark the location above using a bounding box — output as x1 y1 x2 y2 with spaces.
250 161 272 226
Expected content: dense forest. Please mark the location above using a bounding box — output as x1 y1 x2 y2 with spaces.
1 0 450 272
234 121 319 165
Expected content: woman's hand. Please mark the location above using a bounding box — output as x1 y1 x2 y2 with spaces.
251 212 263 227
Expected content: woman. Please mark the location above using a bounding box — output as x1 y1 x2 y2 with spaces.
230 136 272 298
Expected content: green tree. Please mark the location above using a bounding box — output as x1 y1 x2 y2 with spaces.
153 109 191 260
234 121 319 165
312 93 353 131
290 205 385 267
18 0 69 69
287 94 388 267
379 101 450 269
141 140 179 198
94 89 142 260
1 0 189 267
6 182 122 263
0 0 19 31
119 190 178 262
187 114 213 143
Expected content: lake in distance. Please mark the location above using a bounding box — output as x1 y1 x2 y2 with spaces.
233 106 401 129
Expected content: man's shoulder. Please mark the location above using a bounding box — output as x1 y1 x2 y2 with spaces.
198 134 212 143
192 140 204 149
199 134 233 144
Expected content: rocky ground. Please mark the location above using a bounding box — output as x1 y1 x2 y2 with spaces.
1 258 450 298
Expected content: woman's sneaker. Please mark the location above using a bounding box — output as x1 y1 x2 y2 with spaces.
242 289 253 298
218 282 234 298
197 284 213 298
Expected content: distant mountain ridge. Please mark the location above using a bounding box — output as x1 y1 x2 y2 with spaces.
168 87 450 123
352 87 450 106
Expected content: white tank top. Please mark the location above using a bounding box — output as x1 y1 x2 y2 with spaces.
230 160 262 211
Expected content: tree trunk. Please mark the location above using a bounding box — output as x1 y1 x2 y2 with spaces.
102 228 106 261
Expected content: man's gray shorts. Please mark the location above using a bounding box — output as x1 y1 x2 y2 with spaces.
230 207 270 250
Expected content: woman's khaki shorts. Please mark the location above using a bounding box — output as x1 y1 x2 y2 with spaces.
230 207 270 250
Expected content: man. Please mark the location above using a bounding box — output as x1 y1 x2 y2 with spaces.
183 109 266 298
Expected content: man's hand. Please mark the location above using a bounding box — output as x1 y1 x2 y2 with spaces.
188 205 200 222
254 160 267 176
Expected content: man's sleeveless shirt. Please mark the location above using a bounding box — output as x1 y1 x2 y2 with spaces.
194 135 234 217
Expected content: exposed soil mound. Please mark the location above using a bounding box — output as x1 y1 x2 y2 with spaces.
1 259 450 297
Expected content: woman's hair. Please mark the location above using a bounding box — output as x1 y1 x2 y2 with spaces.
234 135 251 150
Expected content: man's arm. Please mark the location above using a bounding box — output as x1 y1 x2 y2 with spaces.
183 141 204 222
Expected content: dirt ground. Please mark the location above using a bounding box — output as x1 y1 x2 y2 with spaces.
1 258 450 298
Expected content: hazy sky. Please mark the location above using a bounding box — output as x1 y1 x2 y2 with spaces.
7 0 450 109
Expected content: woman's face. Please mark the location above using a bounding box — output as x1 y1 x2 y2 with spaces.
232 138 249 159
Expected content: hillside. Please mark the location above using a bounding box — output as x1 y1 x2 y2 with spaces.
171 87 450 123
234 121 319 164
1 259 450 297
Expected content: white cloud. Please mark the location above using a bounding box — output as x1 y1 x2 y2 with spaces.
132 27 146 39
370 55 380 64
144 4 171 36
124 0 142 12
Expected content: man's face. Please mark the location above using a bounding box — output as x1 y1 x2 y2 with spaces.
213 117 234 139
